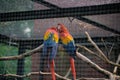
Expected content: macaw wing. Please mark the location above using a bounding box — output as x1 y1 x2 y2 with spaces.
61 33 74 45
61 33 76 58
44 30 59 43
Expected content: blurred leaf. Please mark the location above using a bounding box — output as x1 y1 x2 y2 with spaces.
0 43 18 74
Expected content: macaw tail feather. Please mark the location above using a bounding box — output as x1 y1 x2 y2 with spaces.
50 60 56 80
70 57 76 80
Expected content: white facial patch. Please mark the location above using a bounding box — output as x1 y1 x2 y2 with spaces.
57 25 61 30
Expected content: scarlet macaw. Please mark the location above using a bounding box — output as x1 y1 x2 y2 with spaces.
57 23 76 80
42 27 59 80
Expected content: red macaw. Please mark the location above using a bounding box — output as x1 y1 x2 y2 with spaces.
57 23 76 80
42 27 59 80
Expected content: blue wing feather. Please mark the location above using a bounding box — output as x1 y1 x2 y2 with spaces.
63 41 76 59
43 33 58 61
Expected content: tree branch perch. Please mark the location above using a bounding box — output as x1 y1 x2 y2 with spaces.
76 49 120 80
113 54 120 74
0 71 71 80
85 32 120 67
0 44 43 61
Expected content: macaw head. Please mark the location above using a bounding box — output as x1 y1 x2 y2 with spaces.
50 27 58 32
57 23 69 33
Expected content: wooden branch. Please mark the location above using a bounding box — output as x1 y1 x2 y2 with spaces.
76 49 120 80
77 78 109 80
0 71 44 78
101 38 109 54
0 44 43 61
108 43 114 59
1 70 113 80
76 44 120 69
85 32 120 67
76 44 105 61
64 68 71 78
55 73 70 80
113 54 120 74
0 71 70 80
85 32 108 61
101 38 115 59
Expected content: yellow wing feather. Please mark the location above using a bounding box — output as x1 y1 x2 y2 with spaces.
60 34 73 45
44 31 59 43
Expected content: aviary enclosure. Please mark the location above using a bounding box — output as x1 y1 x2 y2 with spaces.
0 0 120 80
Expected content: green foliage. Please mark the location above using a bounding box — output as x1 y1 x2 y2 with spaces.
24 56 31 74
0 60 5 74
24 56 32 80
0 44 18 80
0 44 18 74
0 44 32 80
